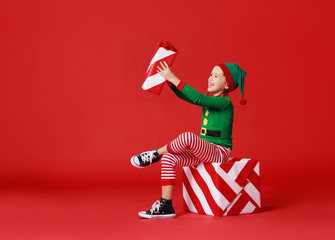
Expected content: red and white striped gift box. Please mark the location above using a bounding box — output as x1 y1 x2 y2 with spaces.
142 42 177 95
182 158 261 217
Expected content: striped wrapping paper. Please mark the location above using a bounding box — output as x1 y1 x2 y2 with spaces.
183 158 261 217
142 42 177 95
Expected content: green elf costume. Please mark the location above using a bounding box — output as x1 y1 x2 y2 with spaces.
167 62 246 150
132 62 247 219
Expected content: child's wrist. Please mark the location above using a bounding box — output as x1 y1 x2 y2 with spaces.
167 76 180 86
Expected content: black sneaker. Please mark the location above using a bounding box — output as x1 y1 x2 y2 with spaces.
138 198 176 219
130 149 161 168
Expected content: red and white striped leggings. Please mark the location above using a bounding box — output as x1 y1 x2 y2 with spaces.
161 132 231 186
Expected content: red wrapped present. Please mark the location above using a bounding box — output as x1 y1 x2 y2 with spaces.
142 42 178 95
182 158 261 217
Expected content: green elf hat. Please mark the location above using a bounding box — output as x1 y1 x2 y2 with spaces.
218 63 247 105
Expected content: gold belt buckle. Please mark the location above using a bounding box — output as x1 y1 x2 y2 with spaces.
201 127 207 136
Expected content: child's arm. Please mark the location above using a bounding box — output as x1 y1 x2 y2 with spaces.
179 84 231 109
157 61 231 109
156 61 196 104
166 81 195 104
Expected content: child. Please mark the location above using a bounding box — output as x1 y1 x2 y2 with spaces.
131 61 246 218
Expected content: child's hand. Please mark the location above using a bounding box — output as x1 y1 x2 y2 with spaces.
157 61 176 82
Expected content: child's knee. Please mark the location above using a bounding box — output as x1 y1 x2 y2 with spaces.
178 132 195 144
179 131 193 137
161 153 177 168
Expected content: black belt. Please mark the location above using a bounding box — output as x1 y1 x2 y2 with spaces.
200 127 221 137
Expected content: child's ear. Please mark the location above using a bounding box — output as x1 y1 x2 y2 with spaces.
224 85 229 89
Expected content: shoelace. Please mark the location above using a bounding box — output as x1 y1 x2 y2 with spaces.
150 200 162 214
140 151 155 165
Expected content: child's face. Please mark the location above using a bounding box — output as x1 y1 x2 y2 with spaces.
207 66 229 96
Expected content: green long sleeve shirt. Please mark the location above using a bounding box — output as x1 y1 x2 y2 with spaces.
169 81 234 149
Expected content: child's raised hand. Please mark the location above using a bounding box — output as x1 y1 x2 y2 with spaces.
157 61 176 82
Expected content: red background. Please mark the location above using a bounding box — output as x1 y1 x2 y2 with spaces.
1 0 335 239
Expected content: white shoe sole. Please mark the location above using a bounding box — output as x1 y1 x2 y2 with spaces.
130 156 143 168
138 211 176 219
